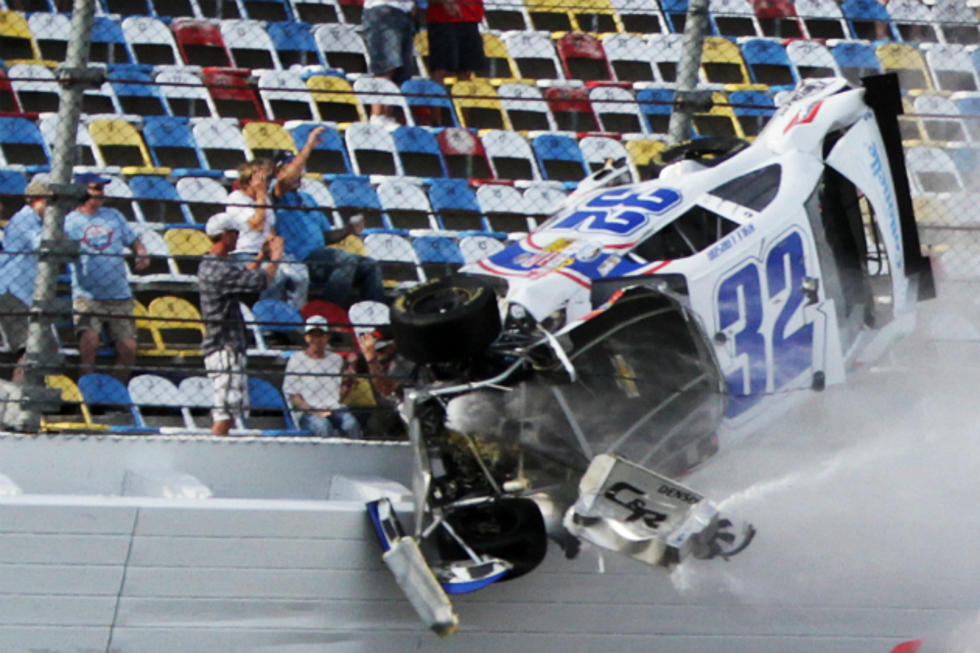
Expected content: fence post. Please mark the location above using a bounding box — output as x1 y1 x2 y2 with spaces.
19 0 98 429
668 0 710 146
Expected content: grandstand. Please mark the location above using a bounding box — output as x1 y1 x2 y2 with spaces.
0 0 978 434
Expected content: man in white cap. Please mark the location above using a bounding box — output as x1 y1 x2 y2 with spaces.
282 315 362 438
198 212 284 435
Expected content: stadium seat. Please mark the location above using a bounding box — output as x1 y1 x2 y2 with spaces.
6 63 58 113
401 79 458 128
691 91 744 139
27 12 70 62
298 178 342 225
602 34 658 83
923 44 978 94
728 89 775 138
149 0 196 18
392 125 448 179
108 65 169 117
659 0 688 32
502 31 563 81
491 85 551 135
0 10 44 64
241 0 294 21
254 69 316 121
345 122 402 177
289 122 352 176
80 76 124 116
482 129 540 182
128 375 189 430
78 373 154 433
354 76 411 126
193 117 250 170
247 376 308 434
438 127 493 180
177 375 221 431
570 0 622 32
611 0 669 33
751 0 804 38
329 176 387 229
252 298 303 342
242 120 296 161
146 295 206 356
176 175 230 223
127 227 175 280
590 86 645 135
556 32 613 82
710 0 764 37
173 18 233 67
122 16 182 66
301 298 354 348
886 0 939 43
307 74 365 125
102 176 142 223
267 21 324 69
475 183 532 233
579 135 637 181
648 33 685 84
220 18 281 70
0 116 50 172
484 0 532 30
458 234 506 264
841 0 898 40
913 94 968 145
0 170 27 222
288 0 342 24
87 118 159 172
532 133 588 182
739 38 798 89
156 67 219 118
482 32 518 82
413 235 464 279
363 232 424 285
164 228 213 277
905 145 963 194
700 36 752 86
523 182 567 224
932 0 980 45
203 66 266 120
953 92 980 143
38 113 98 167
89 16 135 65
785 40 841 79
42 375 108 433
428 178 487 232
525 0 573 31
452 79 510 131
875 42 933 93
129 175 197 225
624 137 668 180
544 85 599 133
794 0 850 39
829 39 882 86
102 0 154 17
636 87 675 136
376 178 436 230
314 23 368 74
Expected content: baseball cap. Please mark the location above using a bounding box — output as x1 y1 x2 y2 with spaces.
75 172 111 186
304 315 330 334
204 212 239 237
274 151 296 167
24 178 51 197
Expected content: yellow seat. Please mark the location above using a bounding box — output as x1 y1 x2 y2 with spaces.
144 295 205 357
700 37 752 87
41 375 109 432
525 0 576 32
691 91 746 140
452 79 512 131
307 75 365 125
483 32 518 81
0 10 48 65
568 0 623 33
242 121 297 161
625 138 668 181
87 119 167 175
164 228 212 277
876 43 933 94
330 233 368 256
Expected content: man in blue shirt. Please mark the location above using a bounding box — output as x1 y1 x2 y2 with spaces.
0 177 50 383
63 173 149 381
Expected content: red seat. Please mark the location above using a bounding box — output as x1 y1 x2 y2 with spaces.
301 299 354 348
173 19 233 67
0 70 21 114
556 33 613 82
751 0 804 37
437 128 493 180
544 86 600 133
202 67 266 121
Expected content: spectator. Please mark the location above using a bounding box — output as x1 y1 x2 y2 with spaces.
364 0 417 128
283 315 362 438
226 159 309 309
0 176 50 383
198 212 283 436
271 149 386 310
63 173 149 381
350 300 412 438
426 0 487 85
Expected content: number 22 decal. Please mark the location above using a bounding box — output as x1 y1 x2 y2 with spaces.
717 231 814 417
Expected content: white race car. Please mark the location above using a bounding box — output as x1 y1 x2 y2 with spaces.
369 75 935 635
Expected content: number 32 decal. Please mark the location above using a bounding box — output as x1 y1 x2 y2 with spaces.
717 231 814 417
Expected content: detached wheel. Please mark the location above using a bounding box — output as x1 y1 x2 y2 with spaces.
391 275 501 364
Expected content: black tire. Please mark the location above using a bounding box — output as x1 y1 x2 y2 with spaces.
437 498 548 581
391 275 501 364
660 136 749 167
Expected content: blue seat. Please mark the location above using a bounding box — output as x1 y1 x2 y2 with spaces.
247 376 310 435
949 146 980 180
393 126 448 180
660 0 689 33
428 178 488 232
0 169 27 222
0 116 51 173
401 79 459 128
728 89 776 138
329 176 390 230
267 21 325 68
77 373 157 433
143 116 209 174
251 298 303 334
636 88 677 137
129 176 196 226
242 0 295 21
531 134 589 184
413 235 464 279
90 16 134 65
108 65 169 117
830 40 883 86
290 122 351 177
841 0 898 40
739 39 799 90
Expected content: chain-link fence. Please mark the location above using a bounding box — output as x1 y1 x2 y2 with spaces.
0 0 978 434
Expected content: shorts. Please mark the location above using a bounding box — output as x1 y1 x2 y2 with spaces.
204 347 249 423
426 21 487 75
0 293 29 353
73 297 136 343
364 5 417 83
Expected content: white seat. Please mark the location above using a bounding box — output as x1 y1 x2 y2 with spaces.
922 43 979 93
709 0 764 37
313 24 369 74
363 232 425 285
7 64 60 114
257 69 318 122
886 0 939 43
497 83 557 133
610 0 670 34
476 183 533 233
353 76 413 126
376 179 436 231
523 182 567 226
589 86 646 135
785 40 842 79
646 33 685 84
905 146 964 195
122 16 183 66
156 67 219 119
192 117 250 172
219 19 282 71
481 130 541 182
932 0 980 45
345 122 403 178
579 136 638 183
458 234 506 264
601 34 659 84
794 0 850 40
502 30 564 81
913 94 969 144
